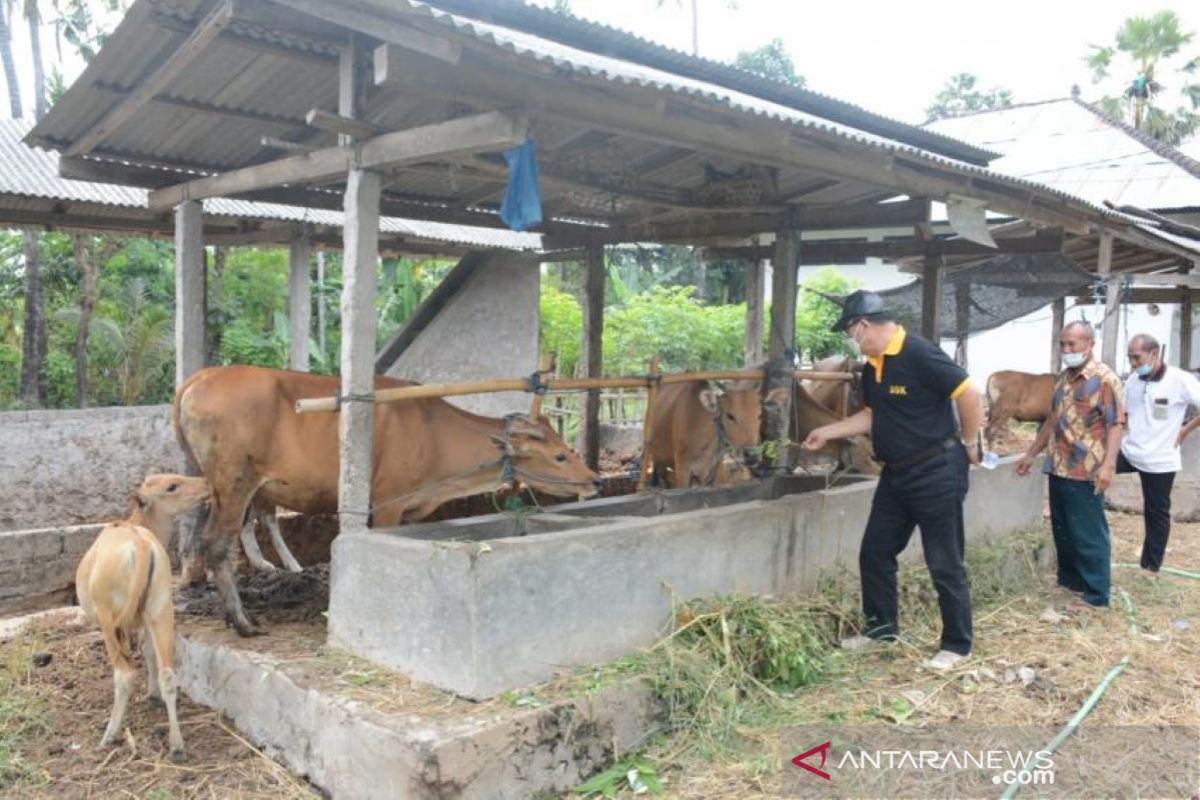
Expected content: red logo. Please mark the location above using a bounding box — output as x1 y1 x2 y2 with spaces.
792 741 832 780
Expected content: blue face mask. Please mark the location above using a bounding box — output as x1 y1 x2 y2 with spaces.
1135 363 1154 378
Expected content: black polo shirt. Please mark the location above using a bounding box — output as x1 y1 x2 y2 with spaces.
861 327 971 464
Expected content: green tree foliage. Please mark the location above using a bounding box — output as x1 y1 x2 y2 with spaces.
1085 10 1200 144
925 73 1013 121
734 38 804 87
795 267 859 361
605 286 744 374
539 285 583 377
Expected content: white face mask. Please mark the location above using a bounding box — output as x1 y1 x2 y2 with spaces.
1062 352 1086 369
845 322 865 356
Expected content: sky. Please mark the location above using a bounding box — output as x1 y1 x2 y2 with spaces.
532 0 1200 124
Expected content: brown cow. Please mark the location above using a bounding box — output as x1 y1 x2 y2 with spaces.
644 381 778 488
174 365 600 636
985 370 1055 446
791 381 878 475
803 354 863 418
76 474 210 760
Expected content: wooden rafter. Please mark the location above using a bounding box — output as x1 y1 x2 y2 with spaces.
147 109 529 209
91 82 307 128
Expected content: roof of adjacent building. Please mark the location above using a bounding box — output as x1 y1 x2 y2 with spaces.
924 98 1200 213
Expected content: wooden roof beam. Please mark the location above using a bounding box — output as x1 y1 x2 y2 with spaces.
150 9 339 66
68 0 236 157
147 109 528 209
376 43 1101 235
708 231 1064 263
306 108 381 140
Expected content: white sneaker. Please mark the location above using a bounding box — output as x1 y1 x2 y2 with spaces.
841 634 888 651
924 650 968 672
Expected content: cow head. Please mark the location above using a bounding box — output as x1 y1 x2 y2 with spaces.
493 415 601 499
697 382 775 471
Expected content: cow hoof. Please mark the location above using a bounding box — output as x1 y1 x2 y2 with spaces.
147 693 164 707
168 747 188 764
234 621 265 637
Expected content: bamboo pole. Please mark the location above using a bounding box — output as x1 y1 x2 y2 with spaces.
295 369 853 414
637 357 662 491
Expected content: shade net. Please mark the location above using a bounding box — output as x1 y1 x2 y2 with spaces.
877 252 1095 338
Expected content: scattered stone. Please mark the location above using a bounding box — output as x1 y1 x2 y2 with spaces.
1172 619 1190 632
1040 607 1066 624
32 652 52 667
1016 666 1036 687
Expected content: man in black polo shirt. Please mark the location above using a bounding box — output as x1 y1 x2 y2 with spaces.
803 290 984 671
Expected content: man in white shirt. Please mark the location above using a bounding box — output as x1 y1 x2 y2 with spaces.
1120 333 1200 573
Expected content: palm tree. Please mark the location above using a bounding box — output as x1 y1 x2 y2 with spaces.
0 1 21 117
1085 10 1200 144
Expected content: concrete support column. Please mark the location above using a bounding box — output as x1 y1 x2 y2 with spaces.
744 257 765 366
289 232 312 372
1180 260 1195 370
174 200 205 388
1050 297 1065 373
1098 232 1119 367
765 229 799 463
581 242 605 471
338 168 381 534
921 248 943 343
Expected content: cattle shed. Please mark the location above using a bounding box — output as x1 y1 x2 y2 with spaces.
28 0 1173 530
10 2 1188 793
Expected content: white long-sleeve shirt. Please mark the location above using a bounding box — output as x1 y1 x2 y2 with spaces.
1122 365 1200 473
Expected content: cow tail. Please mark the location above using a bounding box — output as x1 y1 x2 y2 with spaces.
171 378 201 475
985 373 999 406
114 535 154 635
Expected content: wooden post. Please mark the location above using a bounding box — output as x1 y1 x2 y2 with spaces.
1098 232 1119 367
288 231 312 371
921 247 943 343
953 281 969 368
744 256 765 366
582 242 605 471
174 200 205 388
1050 297 1065 373
1180 260 1195 370
637 357 661 491
766 228 800 464
338 168 381 534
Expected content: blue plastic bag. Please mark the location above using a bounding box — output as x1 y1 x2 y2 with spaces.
500 138 543 232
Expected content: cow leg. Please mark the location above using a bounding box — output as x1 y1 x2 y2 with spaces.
262 509 303 573
203 502 263 637
239 512 277 573
141 627 161 703
143 609 184 758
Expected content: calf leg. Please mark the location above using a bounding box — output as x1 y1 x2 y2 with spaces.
98 620 135 747
143 610 184 758
141 629 161 702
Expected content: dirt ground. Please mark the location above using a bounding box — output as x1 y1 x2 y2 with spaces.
3 495 1195 798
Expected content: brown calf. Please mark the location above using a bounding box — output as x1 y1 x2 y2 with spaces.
75 474 210 759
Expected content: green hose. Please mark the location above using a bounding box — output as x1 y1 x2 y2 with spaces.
1112 562 1200 580
998 655 1131 799
1118 588 1137 635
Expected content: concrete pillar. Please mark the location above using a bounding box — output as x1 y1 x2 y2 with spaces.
174 200 205 388
1050 297 1065 373
338 168 381 534
582 242 604 471
288 232 312 372
1098 232 1119 367
765 229 799 464
1180 260 1194 370
921 248 943 343
744 257 764 366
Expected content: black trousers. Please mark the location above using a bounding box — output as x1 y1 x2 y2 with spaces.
1116 452 1176 572
860 443 972 655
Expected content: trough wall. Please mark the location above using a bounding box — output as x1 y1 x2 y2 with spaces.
328 457 1045 699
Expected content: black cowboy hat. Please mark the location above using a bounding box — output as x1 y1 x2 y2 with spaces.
830 289 889 333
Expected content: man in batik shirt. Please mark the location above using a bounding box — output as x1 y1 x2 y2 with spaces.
1016 321 1124 610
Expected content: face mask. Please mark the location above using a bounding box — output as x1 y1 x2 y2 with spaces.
1062 352 1086 369
1135 363 1154 378
845 323 865 356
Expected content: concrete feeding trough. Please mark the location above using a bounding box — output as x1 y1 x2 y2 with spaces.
328 463 1041 699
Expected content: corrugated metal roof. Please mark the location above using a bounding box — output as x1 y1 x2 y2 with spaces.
394 0 1134 223
0 118 539 249
924 99 1200 212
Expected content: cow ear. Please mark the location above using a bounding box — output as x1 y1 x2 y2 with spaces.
764 387 790 406
698 388 720 412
